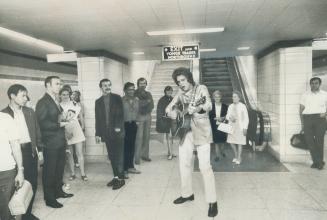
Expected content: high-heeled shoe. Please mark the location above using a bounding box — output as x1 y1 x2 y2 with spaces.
81 175 88 181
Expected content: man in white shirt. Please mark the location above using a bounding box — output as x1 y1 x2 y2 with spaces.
300 77 327 170
0 112 24 220
2 84 43 220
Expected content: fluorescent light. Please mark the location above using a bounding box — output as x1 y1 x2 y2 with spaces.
200 48 216 52
0 26 64 52
133 52 144 55
237 47 250 50
147 27 224 36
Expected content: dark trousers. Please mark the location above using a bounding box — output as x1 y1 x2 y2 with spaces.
124 121 137 171
104 136 124 179
42 147 66 202
0 169 16 220
21 143 38 219
303 114 326 164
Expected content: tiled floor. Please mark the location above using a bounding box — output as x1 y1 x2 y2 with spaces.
32 140 327 220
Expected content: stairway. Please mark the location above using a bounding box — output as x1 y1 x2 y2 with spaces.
200 58 233 104
149 61 190 137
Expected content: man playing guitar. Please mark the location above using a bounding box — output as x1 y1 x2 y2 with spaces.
165 67 218 218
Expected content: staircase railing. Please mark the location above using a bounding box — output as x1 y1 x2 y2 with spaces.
226 57 271 148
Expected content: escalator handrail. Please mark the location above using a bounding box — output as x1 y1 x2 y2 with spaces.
227 57 272 146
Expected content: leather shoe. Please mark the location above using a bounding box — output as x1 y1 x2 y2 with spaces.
107 178 115 187
22 213 39 220
208 202 218 217
45 200 63 208
56 192 74 198
141 157 152 162
318 163 324 170
112 179 125 190
173 194 194 204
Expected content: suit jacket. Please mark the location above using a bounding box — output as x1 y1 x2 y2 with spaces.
95 93 124 140
2 106 43 155
35 93 66 149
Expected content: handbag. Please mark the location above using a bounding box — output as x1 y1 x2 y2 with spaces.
290 132 308 150
8 180 33 215
217 122 233 134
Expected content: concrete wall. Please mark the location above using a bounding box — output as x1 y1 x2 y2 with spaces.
257 47 312 162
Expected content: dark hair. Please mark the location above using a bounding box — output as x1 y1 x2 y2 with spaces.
59 87 71 96
172 67 195 86
62 84 72 94
73 90 81 103
44 76 60 87
99 78 111 88
164 86 173 94
310 77 322 85
124 82 135 91
137 77 147 87
7 84 27 99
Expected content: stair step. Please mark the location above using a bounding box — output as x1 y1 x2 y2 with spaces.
202 67 228 72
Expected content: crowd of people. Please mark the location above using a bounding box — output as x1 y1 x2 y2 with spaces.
0 69 325 220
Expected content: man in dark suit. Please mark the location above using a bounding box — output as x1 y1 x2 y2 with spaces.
2 84 43 220
95 78 125 190
35 76 73 208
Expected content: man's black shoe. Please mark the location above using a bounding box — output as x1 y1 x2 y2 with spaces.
56 192 74 198
107 178 115 187
112 179 125 190
208 202 218 217
45 200 63 208
141 157 152 162
318 163 324 170
173 194 194 204
23 213 40 220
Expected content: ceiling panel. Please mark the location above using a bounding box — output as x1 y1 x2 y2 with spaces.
0 0 327 60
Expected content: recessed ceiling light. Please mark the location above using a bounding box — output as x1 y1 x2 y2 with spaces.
199 48 216 52
237 47 250 50
133 52 144 55
147 27 224 36
0 26 64 52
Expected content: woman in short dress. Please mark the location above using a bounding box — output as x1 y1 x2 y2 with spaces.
59 87 87 181
226 91 249 165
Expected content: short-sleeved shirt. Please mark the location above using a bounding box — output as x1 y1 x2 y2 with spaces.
0 112 20 171
300 90 327 114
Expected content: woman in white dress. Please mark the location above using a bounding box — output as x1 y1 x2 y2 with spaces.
226 91 249 165
59 88 87 181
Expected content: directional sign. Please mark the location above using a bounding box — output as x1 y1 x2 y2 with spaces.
162 45 199 61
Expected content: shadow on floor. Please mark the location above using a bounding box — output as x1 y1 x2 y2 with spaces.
194 145 289 172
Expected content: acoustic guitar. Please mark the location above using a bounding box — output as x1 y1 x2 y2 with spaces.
173 96 206 140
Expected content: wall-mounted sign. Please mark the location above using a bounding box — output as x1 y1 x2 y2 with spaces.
162 45 199 61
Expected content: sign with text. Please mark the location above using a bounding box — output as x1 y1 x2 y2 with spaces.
162 45 199 61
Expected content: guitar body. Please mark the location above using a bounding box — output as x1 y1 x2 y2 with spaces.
173 96 206 143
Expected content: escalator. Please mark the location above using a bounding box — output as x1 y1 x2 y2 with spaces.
200 57 271 149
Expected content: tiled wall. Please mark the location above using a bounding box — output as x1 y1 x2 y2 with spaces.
257 47 312 162
0 64 77 110
77 57 159 160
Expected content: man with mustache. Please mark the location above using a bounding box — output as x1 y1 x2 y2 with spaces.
95 79 125 190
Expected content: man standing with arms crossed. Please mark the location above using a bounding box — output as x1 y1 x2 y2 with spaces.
134 77 154 164
165 67 218 217
300 77 327 170
36 76 73 208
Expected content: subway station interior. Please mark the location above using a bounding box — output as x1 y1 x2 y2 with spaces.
1 0 327 220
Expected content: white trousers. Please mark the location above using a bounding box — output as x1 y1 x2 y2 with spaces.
179 132 217 203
